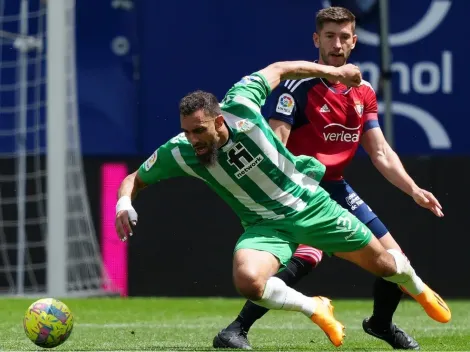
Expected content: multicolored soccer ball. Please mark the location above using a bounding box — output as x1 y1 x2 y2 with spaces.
23 298 74 348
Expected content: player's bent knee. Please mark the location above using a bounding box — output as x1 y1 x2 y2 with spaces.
376 250 398 277
233 267 267 301
232 248 280 300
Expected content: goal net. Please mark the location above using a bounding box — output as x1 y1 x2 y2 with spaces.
0 0 115 296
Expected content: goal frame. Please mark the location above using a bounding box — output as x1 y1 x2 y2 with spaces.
46 0 69 297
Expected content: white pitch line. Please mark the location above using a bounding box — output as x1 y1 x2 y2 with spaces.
77 322 466 331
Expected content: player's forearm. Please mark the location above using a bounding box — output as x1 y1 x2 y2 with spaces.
372 148 419 196
260 61 340 91
279 61 339 81
117 171 145 201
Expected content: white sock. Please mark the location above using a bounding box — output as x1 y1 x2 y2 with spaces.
383 249 425 295
252 277 317 317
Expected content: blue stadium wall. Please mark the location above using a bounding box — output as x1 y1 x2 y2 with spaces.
73 0 470 156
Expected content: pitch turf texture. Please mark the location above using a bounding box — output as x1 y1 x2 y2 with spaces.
1 298 469 351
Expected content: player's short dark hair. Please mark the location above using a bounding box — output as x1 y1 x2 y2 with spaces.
179 90 222 118
316 6 356 33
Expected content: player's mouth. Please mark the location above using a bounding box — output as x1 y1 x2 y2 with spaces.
329 53 344 58
194 145 208 155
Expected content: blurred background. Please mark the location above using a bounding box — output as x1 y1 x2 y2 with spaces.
0 0 468 299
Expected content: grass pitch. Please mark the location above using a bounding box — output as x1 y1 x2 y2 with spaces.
1 298 469 351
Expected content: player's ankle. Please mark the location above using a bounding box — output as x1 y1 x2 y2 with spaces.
368 315 392 331
227 319 243 331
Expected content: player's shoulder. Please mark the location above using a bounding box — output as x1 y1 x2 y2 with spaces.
281 77 321 97
358 79 376 94
162 132 191 150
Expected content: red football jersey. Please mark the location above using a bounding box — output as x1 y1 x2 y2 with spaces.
268 77 379 180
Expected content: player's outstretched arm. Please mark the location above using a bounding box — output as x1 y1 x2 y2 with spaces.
258 61 362 92
361 128 444 218
115 171 148 242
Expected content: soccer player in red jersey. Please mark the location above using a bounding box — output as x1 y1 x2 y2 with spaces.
214 7 444 350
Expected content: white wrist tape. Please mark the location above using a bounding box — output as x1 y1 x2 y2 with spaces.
116 196 138 223
116 196 133 214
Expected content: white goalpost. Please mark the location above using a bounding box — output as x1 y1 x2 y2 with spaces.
46 0 67 297
0 0 116 297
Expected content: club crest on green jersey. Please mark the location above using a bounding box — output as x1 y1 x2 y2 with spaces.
235 119 255 133
227 142 264 179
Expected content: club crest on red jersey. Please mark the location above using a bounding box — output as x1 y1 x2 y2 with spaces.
354 101 364 117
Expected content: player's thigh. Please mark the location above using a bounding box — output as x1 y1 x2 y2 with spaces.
338 184 401 251
334 236 397 277
294 189 373 255
234 226 297 268
233 227 295 298
326 180 391 239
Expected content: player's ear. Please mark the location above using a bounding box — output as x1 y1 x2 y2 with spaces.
215 115 224 130
313 32 320 48
351 34 358 49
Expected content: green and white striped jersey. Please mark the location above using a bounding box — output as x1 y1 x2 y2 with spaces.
138 73 326 227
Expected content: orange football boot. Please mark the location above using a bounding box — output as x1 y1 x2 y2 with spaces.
310 296 345 347
401 284 451 323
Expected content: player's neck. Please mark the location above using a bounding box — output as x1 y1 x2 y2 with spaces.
318 57 341 85
216 122 230 149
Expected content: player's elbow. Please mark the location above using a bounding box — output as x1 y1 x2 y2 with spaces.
370 145 395 169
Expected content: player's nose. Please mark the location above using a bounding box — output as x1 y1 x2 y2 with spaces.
332 37 341 49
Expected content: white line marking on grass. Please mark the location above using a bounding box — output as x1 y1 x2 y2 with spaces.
77 322 466 331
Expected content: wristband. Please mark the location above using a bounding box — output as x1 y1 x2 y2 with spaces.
116 196 133 215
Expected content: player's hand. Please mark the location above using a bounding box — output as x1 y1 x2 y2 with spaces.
115 196 138 242
115 209 138 242
412 188 444 217
335 64 362 87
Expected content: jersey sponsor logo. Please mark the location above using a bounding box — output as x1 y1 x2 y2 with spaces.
227 142 264 179
323 123 361 143
144 150 158 171
275 93 294 115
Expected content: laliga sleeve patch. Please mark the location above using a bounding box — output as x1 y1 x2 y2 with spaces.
237 75 262 86
144 150 158 171
275 93 295 115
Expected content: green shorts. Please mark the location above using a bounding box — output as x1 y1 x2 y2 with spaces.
234 187 373 266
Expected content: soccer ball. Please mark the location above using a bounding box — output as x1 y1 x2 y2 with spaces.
23 298 74 348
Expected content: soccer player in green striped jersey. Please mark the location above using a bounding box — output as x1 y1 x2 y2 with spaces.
115 61 450 347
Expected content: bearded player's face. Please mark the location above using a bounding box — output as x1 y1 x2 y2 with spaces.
181 109 220 167
313 22 357 67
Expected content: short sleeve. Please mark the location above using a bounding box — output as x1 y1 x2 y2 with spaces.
137 134 188 184
266 85 298 125
361 82 380 132
220 72 271 117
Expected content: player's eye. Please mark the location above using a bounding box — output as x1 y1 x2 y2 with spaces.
193 127 206 134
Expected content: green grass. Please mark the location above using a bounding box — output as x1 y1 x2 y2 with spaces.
1 298 469 351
